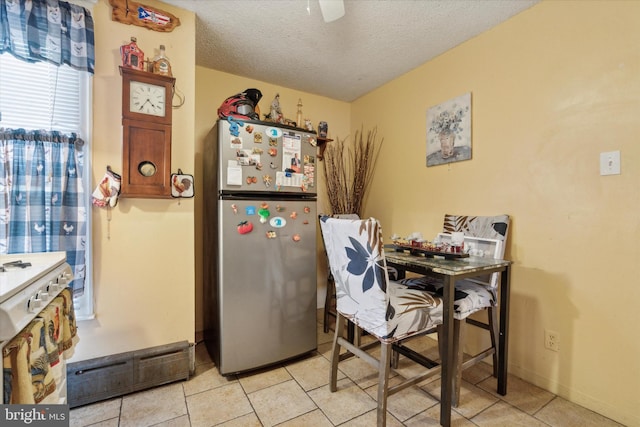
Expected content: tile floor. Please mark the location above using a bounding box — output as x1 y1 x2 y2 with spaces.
70 311 625 427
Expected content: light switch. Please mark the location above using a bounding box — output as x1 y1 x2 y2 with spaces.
600 151 620 176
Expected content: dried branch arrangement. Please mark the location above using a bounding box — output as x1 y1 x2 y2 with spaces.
322 127 383 217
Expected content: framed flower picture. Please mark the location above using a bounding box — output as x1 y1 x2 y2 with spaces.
426 92 471 167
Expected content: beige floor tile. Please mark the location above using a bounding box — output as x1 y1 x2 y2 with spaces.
277 408 334 426
364 376 440 422
340 409 404 426
154 414 192 427
248 379 317 426
405 404 476 426
317 337 352 361
285 353 345 391
82 418 120 427
317 323 335 345
215 412 262 427
338 352 383 389
392 335 442 386
398 335 440 355
237 365 291 394
183 362 236 396
535 396 625 427
317 340 334 357
186 382 252 427
472 400 549 426
460 359 493 385
307 377 377 425
421 377 499 419
393 354 442 387
69 397 121 427
477 373 554 414
119 383 187 427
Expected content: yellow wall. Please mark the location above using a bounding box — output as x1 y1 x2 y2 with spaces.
71 0 196 361
352 2 639 425
193 66 351 335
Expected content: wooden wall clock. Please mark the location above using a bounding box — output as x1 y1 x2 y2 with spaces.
120 66 175 198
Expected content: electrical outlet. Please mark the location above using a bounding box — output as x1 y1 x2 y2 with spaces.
545 330 559 352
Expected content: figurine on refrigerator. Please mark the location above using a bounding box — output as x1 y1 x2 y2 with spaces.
304 119 314 132
266 93 284 124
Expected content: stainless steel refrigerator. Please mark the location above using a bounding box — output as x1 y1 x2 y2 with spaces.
203 118 318 375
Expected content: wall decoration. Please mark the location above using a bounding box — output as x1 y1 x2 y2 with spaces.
426 92 471 167
109 0 181 32
171 170 194 198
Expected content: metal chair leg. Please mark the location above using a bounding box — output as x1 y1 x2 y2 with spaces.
377 342 392 427
452 319 464 407
353 323 362 347
391 348 400 369
329 314 345 392
324 276 335 333
488 306 499 377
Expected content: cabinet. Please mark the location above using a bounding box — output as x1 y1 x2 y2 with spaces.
122 119 172 198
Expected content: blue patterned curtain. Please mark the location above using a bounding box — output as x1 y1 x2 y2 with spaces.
0 0 95 73
0 129 87 295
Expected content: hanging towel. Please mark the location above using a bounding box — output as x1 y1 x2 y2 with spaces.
35 314 66 404
2 327 35 404
28 319 56 404
2 319 56 404
56 288 78 352
37 298 64 367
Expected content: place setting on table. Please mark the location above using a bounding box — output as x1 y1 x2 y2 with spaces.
388 231 470 259
384 230 508 273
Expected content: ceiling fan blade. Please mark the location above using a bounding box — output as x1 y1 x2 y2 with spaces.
318 0 345 23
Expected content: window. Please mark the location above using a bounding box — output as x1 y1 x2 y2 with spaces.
0 53 94 319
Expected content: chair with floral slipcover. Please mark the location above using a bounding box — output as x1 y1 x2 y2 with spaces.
399 214 510 407
322 214 360 334
319 216 443 426
322 214 402 339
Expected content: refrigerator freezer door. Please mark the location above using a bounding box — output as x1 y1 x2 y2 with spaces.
217 198 317 374
217 119 317 195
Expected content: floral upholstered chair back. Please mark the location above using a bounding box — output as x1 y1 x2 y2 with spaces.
444 213 510 290
319 216 443 341
443 214 509 245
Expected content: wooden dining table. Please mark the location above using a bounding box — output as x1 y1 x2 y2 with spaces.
384 247 512 427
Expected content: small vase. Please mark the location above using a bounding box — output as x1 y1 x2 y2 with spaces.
439 132 455 159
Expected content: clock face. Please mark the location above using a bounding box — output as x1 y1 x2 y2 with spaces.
129 81 166 117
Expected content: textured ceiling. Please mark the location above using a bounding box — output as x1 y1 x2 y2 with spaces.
162 0 539 102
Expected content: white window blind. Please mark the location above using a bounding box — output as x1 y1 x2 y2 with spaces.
0 52 94 320
0 54 84 133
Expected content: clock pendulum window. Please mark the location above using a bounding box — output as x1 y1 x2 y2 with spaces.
120 66 176 198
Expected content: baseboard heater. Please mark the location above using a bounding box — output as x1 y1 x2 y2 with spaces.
67 341 191 408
